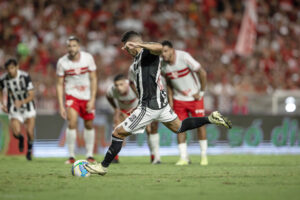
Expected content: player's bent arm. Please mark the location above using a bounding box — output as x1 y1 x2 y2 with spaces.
56 76 65 109
106 95 117 110
89 71 97 103
138 42 162 55
21 90 35 104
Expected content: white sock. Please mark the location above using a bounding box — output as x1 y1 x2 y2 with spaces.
147 135 153 155
66 128 76 158
84 128 95 158
199 140 207 157
178 142 188 161
149 133 160 161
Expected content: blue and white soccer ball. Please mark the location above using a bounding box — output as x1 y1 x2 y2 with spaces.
71 160 90 177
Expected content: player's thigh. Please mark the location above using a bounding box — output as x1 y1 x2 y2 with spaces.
9 118 22 134
24 117 35 132
66 107 79 128
162 117 181 133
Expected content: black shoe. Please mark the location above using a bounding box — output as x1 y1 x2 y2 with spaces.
26 152 32 161
19 136 24 152
111 159 119 164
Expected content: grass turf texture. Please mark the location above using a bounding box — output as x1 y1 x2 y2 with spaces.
0 155 300 200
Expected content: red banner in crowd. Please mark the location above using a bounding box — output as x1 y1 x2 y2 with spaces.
235 0 257 56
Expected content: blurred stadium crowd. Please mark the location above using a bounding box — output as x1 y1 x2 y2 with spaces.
0 0 299 115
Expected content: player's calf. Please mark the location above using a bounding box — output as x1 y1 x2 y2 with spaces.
13 134 24 152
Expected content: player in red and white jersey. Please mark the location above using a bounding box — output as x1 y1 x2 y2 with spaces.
161 40 208 166
56 36 97 164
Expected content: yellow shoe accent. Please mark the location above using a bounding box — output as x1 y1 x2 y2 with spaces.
175 159 189 166
200 156 208 166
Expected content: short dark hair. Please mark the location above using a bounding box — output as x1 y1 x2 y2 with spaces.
4 58 18 69
121 31 141 43
114 74 127 82
162 40 173 48
67 35 80 43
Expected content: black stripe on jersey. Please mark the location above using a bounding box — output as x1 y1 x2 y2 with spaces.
136 72 141 98
129 107 146 130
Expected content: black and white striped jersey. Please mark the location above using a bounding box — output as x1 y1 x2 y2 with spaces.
131 49 168 110
0 70 35 113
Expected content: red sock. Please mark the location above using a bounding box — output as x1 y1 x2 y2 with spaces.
151 154 154 162
114 155 119 160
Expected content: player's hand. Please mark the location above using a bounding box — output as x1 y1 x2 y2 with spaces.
122 42 140 50
59 106 67 119
86 100 95 113
193 93 201 100
14 100 23 109
1 104 8 113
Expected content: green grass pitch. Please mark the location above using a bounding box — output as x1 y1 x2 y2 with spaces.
0 155 300 200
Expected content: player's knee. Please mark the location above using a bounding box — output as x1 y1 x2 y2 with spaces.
11 124 20 134
112 125 129 140
68 122 77 129
84 120 93 130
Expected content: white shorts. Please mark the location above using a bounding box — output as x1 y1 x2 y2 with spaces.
9 108 36 123
121 104 177 134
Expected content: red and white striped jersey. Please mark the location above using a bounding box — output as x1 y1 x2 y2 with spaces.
56 51 96 100
106 81 138 112
161 50 201 101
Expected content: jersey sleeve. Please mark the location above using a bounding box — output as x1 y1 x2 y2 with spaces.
88 54 97 72
183 52 201 71
56 60 65 77
25 75 34 90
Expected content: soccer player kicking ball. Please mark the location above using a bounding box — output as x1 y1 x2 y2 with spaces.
84 31 232 175
56 36 97 164
0 58 36 160
161 40 208 166
107 74 161 164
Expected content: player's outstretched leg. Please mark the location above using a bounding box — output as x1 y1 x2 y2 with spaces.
177 111 232 133
84 125 130 175
163 111 232 135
